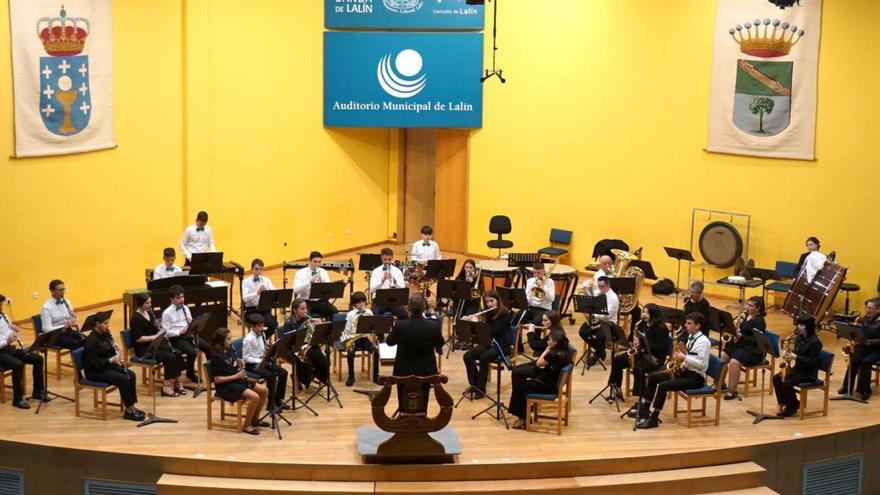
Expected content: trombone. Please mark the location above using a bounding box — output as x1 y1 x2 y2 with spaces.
530 263 557 299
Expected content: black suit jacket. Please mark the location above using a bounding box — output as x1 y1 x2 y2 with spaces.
386 315 444 377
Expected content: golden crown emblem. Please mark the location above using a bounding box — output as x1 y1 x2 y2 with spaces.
37 7 90 57
729 18 805 58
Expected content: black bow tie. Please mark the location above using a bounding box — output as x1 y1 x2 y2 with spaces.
422 241 430 247
196 227 204 232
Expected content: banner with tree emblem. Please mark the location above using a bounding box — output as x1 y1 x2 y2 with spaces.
9 0 115 157
706 0 821 160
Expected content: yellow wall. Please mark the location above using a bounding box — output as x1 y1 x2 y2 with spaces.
468 0 880 310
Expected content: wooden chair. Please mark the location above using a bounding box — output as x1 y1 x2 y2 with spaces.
526 363 574 435
333 339 373 381
794 350 834 420
32 315 74 380
0 367 22 404
71 348 124 420
673 354 727 427
120 329 162 396
204 362 245 432
739 330 779 397
872 360 880 387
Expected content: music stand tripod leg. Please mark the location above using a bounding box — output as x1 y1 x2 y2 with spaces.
137 365 178 427
471 361 509 429
34 345 74 415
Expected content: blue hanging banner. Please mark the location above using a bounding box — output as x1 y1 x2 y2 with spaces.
325 0 485 31
324 31 483 128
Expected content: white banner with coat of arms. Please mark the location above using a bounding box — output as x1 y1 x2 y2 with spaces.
707 0 821 160
9 0 115 157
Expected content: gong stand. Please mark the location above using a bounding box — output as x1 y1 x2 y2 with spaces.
687 208 752 297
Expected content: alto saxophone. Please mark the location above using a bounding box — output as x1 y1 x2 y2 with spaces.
341 311 365 351
297 314 317 361
778 335 795 381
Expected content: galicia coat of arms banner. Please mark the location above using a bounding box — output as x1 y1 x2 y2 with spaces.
9 0 115 157
706 0 821 160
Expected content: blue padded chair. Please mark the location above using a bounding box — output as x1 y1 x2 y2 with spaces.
203 361 245 432
673 354 728 427
32 314 75 380
71 347 123 420
794 350 834 420
230 338 262 380
764 261 798 305
120 329 161 396
526 363 574 435
740 330 779 397
538 228 573 262
487 215 513 258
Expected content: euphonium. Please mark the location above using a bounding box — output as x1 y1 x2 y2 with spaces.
531 264 557 299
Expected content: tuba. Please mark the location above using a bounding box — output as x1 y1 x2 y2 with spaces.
609 249 645 314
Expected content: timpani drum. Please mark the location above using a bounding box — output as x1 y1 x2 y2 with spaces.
477 259 517 293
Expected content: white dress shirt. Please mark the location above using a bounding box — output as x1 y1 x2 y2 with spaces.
242 275 277 308
597 288 620 323
161 304 192 338
343 307 373 340
803 251 827 283
153 263 183 280
40 297 74 333
241 330 266 365
293 267 330 299
580 268 607 291
411 240 441 261
370 264 405 298
0 313 15 350
179 224 216 261
682 332 711 378
525 276 555 309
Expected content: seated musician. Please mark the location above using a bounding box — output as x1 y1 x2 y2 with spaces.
462 290 511 399
721 296 767 400
161 285 209 383
839 298 880 401
282 298 330 390
579 254 613 293
795 236 827 284
521 262 555 326
130 293 186 396
452 259 482 317
411 225 442 261
179 210 215 266
241 258 278 333
294 251 338 319
0 294 45 409
508 329 573 430
242 313 288 412
578 276 619 366
40 279 84 350
83 311 144 421
152 247 183 280
336 291 379 387
607 303 670 405
525 310 564 357
209 328 268 435
636 312 710 429
385 294 445 410
680 281 711 342
369 247 407 320
774 315 822 416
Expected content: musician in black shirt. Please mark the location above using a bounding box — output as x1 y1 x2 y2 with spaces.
839 298 880 401
282 298 330 389
608 303 671 402
773 315 822 416
129 293 186 397
508 329 572 429
209 328 268 435
462 290 512 399
386 294 445 410
682 281 711 341
722 296 767 400
83 311 144 421
454 259 482 317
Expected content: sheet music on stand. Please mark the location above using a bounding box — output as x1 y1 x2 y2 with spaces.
507 253 539 268
358 253 382 272
310 281 345 302
188 252 225 275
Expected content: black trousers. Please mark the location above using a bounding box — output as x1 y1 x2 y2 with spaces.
463 344 500 392
608 353 659 397
643 369 704 411
372 304 408 321
0 348 45 402
243 307 279 333
307 300 339 320
144 348 185 381
57 329 84 350
579 323 606 359
508 362 555 419
85 366 138 407
295 346 330 387
334 338 379 379
169 336 210 377
246 362 287 408
841 347 880 396
773 372 814 411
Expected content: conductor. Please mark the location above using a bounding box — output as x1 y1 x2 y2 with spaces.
385 294 444 410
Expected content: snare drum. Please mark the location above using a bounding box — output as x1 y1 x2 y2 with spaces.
477 259 517 293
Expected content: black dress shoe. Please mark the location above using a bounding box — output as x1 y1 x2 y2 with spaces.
587 355 599 366
472 391 485 400
279 403 291 410
636 416 660 429
345 376 355 387
12 400 31 410
859 392 871 401
838 386 848 395
123 411 142 421
626 402 650 419
779 408 798 417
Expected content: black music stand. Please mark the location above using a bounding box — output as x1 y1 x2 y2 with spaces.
257 333 294 439
305 321 345 408
497 286 528 324
660 306 685 330
178 313 210 398
436 279 473 357
188 252 224 275
507 253 539 288
257 289 294 326
453 319 492 406
471 338 512 429
628 260 658 280
137 319 178 428
746 330 784 423
352 315 395 401
572 294 608 374
358 254 383 301
146 275 208 292
279 326 319 416
588 321 627 411
29 328 72 414
426 259 456 280
608 277 637 325
832 324 869 404
664 247 694 309
309 281 346 316
373 288 409 313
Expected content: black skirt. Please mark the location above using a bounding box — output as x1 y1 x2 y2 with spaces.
215 378 252 402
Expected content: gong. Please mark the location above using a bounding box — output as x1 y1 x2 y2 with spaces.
698 221 743 268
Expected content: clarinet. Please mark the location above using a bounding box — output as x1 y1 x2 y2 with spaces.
110 334 127 371
62 300 80 332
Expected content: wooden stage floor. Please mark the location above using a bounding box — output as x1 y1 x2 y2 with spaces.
1 247 877 492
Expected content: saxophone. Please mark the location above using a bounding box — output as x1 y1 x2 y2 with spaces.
341 310 366 351
297 314 317 361
778 335 795 381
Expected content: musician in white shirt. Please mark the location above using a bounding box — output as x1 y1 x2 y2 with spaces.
334 292 379 386
580 254 613 292
370 248 407 320
179 211 216 264
153 247 183 280
241 314 288 411
161 285 203 382
579 276 620 365
242 258 278 332
410 225 441 261
294 251 338 319
0 294 45 409
40 279 84 349
637 312 711 429
797 236 827 284
521 262 555 325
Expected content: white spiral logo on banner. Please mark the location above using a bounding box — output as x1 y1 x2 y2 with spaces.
377 49 427 99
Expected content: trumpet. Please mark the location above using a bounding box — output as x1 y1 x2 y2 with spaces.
530 264 557 299
778 335 795 381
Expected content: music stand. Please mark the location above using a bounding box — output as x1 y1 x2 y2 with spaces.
507 253 539 288
373 288 409 311
608 277 637 324
257 333 294 439
309 281 346 318
664 247 695 309
178 313 210 398
188 252 224 275
436 279 474 356
497 287 528 322
257 289 294 325
471 338 512 429
659 306 685 329
588 321 626 411
29 328 72 414
572 294 608 374
453 319 492 406
746 330 784 423
277 327 319 416
832 324 869 404
304 321 345 408
353 315 395 401
628 260 658 280
426 259 457 281
135 321 179 427
358 253 382 272
146 275 208 292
